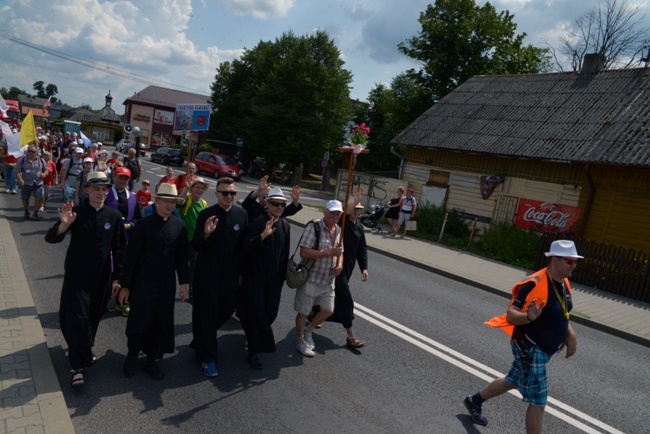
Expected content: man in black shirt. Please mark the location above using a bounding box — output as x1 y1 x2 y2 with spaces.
464 240 581 433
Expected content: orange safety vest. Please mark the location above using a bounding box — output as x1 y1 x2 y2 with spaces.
484 268 571 336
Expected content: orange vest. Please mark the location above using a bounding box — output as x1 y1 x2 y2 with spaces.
484 268 571 336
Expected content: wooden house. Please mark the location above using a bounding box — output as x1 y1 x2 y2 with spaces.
391 54 650 255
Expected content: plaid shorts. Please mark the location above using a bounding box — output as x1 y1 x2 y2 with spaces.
505 341 551 406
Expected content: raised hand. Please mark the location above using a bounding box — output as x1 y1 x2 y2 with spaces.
204 215 218 238
261 217 277 240
290 185 301 202
58 202 77 226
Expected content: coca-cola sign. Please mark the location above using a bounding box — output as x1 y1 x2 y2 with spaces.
515 199 581 233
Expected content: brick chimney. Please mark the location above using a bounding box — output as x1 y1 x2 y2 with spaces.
581 53 607 74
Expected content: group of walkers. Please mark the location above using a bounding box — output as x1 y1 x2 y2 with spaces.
40 158 372 391
3 127 581 433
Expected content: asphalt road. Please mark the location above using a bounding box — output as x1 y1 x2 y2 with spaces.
2 156 649 434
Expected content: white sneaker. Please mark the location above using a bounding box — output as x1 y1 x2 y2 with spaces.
296 339 315 357
303 327 315 350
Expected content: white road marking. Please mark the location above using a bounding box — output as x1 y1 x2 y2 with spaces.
354 303 624 434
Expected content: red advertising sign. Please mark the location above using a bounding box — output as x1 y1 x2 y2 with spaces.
515 199 581 233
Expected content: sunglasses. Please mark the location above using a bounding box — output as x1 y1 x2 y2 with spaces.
217 191 237 197
558 257 577 266
268 201 286 208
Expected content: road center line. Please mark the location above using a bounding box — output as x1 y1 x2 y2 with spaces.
354 303 624 434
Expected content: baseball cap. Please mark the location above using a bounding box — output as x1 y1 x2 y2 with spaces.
83 157 93 163
114 166 132 178
326 200 343 212
74 147 84 154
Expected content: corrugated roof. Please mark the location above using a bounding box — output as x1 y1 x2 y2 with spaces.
123 85 211 108
392 68 650 166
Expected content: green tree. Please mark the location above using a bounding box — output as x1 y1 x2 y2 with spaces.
209 31 352 170
362 74 431 171
32 81 46 98
45 83 59 100
0 86 26 100
398 0 550 102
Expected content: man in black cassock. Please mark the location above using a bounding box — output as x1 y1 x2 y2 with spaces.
191 177 248 377
45 171 124 389
240 187 292 370
241 175 303 220
118 183 189 380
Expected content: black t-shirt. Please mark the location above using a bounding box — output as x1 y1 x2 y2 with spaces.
511 275 573 357
123 157 140 179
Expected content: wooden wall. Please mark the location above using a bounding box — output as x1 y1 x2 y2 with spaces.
403 147 650 253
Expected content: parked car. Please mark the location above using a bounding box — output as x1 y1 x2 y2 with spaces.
150 147 184 166
117 139 147 156
116 139 133 153
194 152 242 180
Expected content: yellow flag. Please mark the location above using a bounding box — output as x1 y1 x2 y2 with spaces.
20 110 37 146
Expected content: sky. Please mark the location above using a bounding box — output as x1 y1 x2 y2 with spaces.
1 0 645 114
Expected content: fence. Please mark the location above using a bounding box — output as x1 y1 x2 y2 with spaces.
535 233 650 303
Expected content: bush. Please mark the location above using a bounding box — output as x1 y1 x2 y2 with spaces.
469 223 540 269
410 205 471 242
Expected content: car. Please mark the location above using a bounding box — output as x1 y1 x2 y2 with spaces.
150 147 184 166
116 139 133 153
194 152 242 180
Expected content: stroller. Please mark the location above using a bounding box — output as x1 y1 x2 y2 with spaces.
360 203 388 232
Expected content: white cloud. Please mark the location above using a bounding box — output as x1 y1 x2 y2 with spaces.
218 0 295 19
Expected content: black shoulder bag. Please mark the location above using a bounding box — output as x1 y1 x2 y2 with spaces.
285 220 320 289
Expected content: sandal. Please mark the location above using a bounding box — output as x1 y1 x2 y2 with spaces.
346 337 365 349
91 354 97 365
71 369 85 389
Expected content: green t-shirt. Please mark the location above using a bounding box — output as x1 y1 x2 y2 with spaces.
178 197 207 241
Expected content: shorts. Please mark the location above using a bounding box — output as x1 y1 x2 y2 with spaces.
294 281 335 315
397 212 412 226
505 341 551 406
43 184 51 198
21 184 44 200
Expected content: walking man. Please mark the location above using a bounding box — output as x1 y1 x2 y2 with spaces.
294 200 343 358
119 183 189 380
312 200 369 348
191 177 248 377
15 144 49 220
464 240 580 433
45 171 124 388
122 148 141 191
240 187 292 369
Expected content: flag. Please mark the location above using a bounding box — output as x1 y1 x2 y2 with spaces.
80 131 92 148
20 110 37 146
0 120 11 137
42 96 51 117
0 94 8 117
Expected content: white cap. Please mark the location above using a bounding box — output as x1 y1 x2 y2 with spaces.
326 200 343 212
77 139 84 145
83 157 93 163
75 147 84 154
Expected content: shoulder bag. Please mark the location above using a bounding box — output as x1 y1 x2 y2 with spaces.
286 220 320 289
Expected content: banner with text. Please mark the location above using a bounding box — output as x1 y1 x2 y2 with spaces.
515 199 581 233
174 104 211 132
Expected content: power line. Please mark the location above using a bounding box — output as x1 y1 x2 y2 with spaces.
0 32 208 94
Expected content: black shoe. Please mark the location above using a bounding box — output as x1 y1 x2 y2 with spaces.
145 361 164 380
248 355 263 370
123 355 137 378
464 396 488 426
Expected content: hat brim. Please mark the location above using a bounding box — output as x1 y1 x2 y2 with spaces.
85 181 112 187
326 207 343 212
545 252 584 259
266 196 287 202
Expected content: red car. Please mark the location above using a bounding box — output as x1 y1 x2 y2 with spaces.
194 152 242 180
